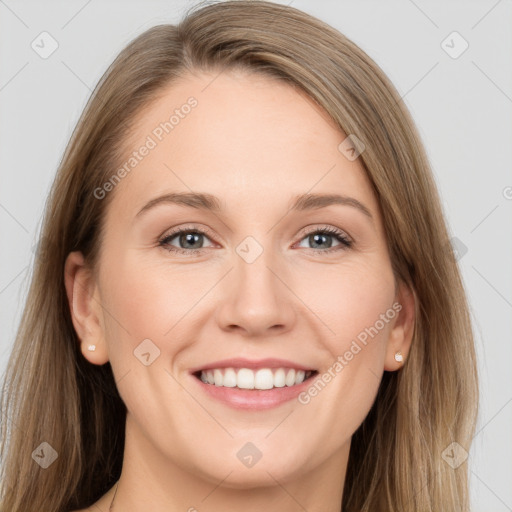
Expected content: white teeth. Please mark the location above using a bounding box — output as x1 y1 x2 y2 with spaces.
213 369 223 386
237 368 254 389
285 369 296 386
198 367 313 389
254 369 273 390
274 368 286 388
222 368 237 387
295 370 305 385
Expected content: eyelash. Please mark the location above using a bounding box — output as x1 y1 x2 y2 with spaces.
158 225 353 256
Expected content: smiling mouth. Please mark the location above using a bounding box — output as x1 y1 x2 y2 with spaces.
193 367 319 390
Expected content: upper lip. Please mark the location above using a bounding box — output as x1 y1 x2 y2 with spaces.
189 357 317 374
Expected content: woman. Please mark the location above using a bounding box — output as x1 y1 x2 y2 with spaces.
0 1 479 510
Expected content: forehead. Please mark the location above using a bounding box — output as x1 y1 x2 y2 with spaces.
110 69 381 224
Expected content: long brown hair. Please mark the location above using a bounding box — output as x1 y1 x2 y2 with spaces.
0 1 479 510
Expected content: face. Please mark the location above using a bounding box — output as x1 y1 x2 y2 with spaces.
66 69 413 490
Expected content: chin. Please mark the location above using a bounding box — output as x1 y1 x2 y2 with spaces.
193 449 309 489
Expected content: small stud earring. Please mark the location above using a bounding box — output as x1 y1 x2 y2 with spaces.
87 344 96 352
394 351 403 363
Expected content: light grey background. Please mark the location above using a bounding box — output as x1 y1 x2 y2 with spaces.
1 1 511 510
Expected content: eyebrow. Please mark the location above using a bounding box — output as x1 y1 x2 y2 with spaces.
135 191 373 222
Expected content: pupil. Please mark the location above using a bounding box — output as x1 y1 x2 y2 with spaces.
181 232 202 249
311 233 331 249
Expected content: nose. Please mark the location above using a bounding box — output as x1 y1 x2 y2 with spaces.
215 247 297 338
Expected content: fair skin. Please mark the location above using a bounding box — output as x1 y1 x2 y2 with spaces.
65 69 415 512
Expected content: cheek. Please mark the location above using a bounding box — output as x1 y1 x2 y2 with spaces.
98 254 222 376
98 255 185 369
293 258 396 356
102 251 395 349
292 265 396 453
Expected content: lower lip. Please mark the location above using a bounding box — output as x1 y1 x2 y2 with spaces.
190 372 318 410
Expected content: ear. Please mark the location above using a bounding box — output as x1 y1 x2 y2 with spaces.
383 281 416 371
64 251 109 365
